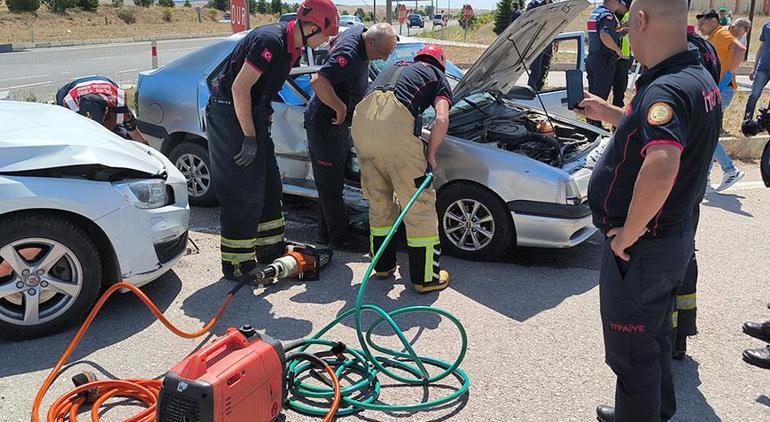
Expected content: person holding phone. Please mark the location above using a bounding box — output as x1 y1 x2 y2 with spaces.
577 0 721 420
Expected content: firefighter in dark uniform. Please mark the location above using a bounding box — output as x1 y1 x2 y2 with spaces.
526 0 554 92
586 0 623 128
56 75 148 145
671 23 722 360
305 23 397 252
206 0 339 280
577 0 721 420
350 45 452 293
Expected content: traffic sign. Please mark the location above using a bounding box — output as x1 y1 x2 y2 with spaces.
231 0 250 33
398 4 408 25
463 4 474 22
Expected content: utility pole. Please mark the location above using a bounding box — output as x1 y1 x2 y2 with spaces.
747 0 757 61
387 0 393 23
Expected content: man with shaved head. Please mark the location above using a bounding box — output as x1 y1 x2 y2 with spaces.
577 0 721 420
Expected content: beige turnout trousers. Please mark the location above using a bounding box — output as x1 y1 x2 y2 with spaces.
351 90 441 285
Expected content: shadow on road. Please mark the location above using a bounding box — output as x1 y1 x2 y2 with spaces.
703 191 753 217
673 359 721 421
0 270 183 378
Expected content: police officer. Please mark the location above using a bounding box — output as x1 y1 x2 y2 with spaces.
56 76 148 145
578 0 721 420
586 0 623 128
350 45 452 293
305 23 397 252
206 0 339 280
526 0 554 92
613 0 632 109
670 22 722 361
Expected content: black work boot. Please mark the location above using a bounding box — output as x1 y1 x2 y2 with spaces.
407 243 449 294
222 260 257 282
371 234 397 278
596 405 615 422
743 321 770 343
743 346 770 369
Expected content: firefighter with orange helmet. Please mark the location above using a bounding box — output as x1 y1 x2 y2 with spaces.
351 45 453 293
206 0 339 280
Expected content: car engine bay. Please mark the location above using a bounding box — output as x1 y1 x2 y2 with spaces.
447 96 602 168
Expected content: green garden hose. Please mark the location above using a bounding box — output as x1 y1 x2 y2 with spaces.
284 172 471 417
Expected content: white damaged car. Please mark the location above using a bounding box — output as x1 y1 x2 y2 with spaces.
0 101 190 338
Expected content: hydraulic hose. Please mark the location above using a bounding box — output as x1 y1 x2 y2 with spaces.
284 172 471 417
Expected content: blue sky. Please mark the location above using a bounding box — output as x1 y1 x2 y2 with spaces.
332 0 501 12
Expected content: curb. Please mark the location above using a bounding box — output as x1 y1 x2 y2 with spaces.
721 135 769 161
4 33 229 53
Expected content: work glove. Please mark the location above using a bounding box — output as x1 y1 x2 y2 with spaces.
718 71 734 91
234 136 258 167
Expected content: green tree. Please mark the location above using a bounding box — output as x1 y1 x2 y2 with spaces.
76 0 98 10
207 0 228 11
425 5 434 17
256 0 266 14
111 0 123 7
134 0 153 7
7 0 40 12
493 0 513 35
41 0 74 11
354 7 364 19
184 0 191 6
248 0 256 13
341 9 349 15
158 0 174 7
270 0 280 13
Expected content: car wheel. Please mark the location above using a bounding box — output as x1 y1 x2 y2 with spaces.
437 183 514 261
169 142 217 207
0 215 102 339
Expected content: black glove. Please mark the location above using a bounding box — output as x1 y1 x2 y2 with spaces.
234 136 258 167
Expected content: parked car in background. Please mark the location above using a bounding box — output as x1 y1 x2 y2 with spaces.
0 101 190 338
340 15 364 27
278 12 297 22
432 14 445 26
136 0 604 261
408 14 425 28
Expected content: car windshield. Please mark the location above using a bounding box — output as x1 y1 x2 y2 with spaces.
370 43 464 81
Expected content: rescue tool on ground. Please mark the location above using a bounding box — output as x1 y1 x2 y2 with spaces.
32 171 470 422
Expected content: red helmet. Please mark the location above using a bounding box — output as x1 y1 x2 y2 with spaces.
297 0 340 37
415 45 446 71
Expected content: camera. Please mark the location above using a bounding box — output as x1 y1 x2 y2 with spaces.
741 108 770 137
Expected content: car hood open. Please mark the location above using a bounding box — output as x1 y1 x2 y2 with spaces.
0 101 166 176
452 0 589 103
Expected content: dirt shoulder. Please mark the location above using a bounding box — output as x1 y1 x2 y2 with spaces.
0 5 276 44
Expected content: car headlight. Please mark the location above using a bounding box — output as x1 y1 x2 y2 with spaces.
114 180 169 209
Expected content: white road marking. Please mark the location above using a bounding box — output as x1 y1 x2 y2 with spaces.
117 68 140 74
725 180 767 191
1 74 50 82
0 81 54 90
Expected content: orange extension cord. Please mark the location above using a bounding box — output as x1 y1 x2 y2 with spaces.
31 282 341 422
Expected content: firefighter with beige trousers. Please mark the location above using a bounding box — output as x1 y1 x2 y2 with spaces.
351 45 452 293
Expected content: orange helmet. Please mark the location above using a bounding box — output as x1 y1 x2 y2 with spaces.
297 0 340 37
415 45 446 71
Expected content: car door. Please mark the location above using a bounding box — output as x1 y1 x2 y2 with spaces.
512 31 585 117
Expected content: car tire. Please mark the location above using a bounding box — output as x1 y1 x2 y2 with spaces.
437 183 514 261
0 214 102 339
169 142 217 207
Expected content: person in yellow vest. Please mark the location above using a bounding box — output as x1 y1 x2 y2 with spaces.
613 3 632 109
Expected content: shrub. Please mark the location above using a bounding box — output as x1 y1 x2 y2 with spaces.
341 9 348 15
158 0 174 7
207 8 217 20
162 7 172 21
133 0 153 7
248 0 255 13
7 0 41 12
117 8 136 23
41 0 75 10
111 0 123 6
255 0 266 14
493 0 513 35
354 7 364 19
184 0 191 6
207 0 228 11
76 0 98 11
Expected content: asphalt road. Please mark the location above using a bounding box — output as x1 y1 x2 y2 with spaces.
0 21 452 102
1 161 769 421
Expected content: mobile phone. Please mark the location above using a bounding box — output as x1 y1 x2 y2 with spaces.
566 69 584 111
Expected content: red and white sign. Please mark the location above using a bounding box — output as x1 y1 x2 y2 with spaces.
463 4 474 21
398 4 408 25
231 0 250 33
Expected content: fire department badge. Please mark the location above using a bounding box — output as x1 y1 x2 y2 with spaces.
261 48 273 62
647 102 673 126
337 56 348 68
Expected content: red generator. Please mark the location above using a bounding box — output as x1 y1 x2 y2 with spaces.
157 325 286 422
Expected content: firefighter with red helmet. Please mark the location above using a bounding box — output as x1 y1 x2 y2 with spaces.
351 45 453 293
206 0 339 280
